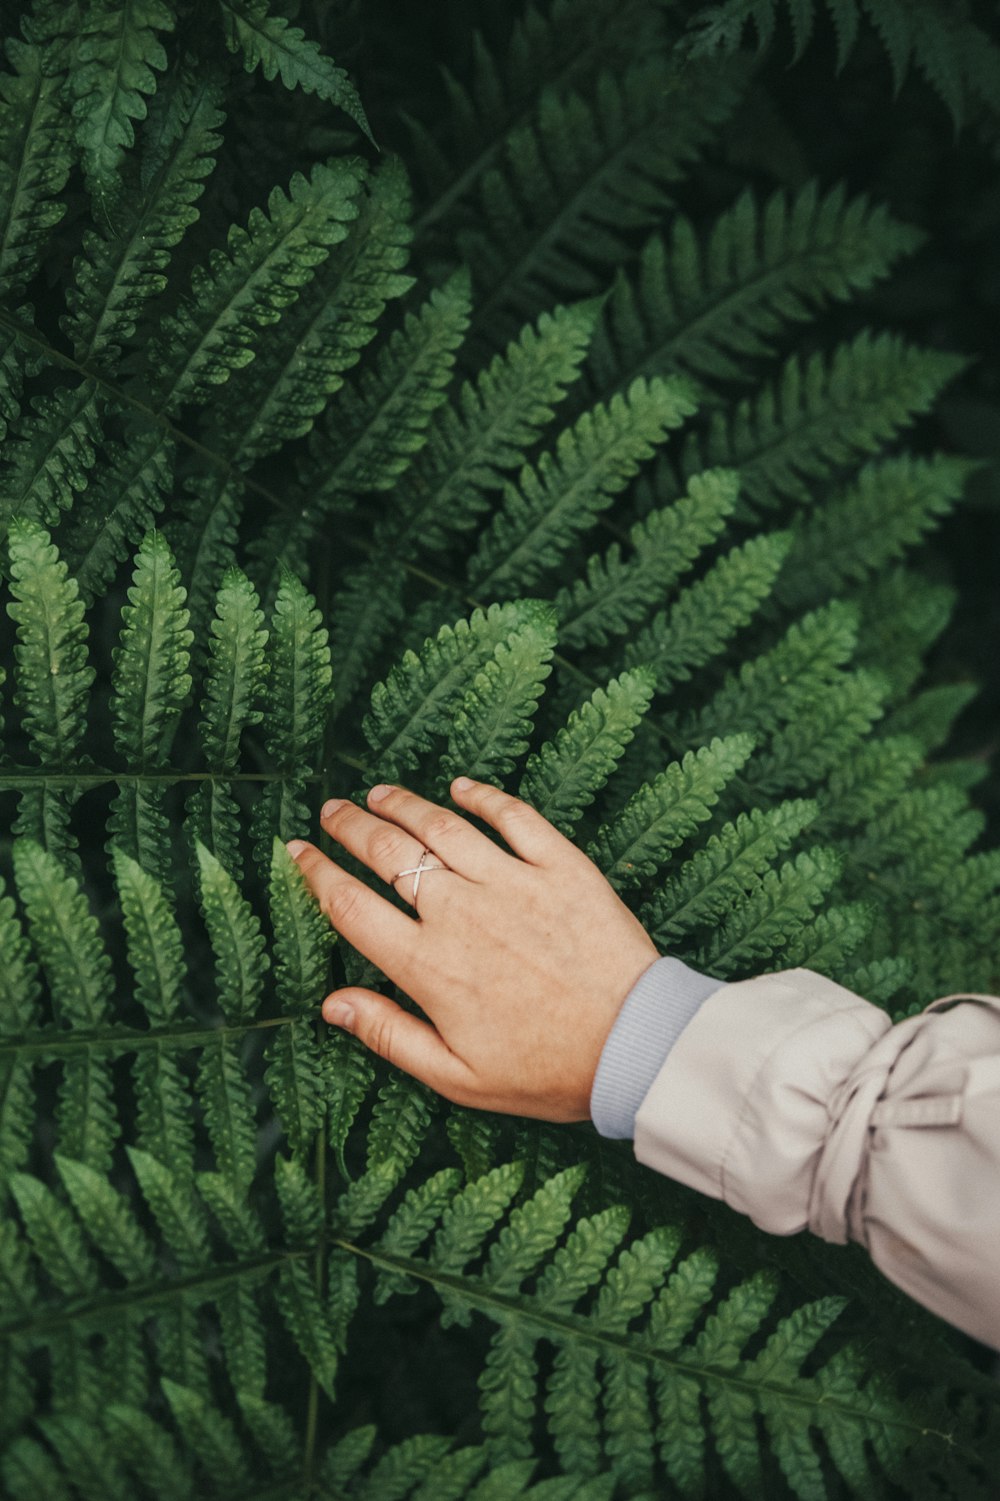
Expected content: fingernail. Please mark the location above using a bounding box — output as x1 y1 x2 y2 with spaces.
368 783 393 803
286 840 307 858
321 798 346 819
452 776 473 793
326 1002 355 1030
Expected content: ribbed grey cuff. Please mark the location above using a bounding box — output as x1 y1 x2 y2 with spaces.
590 956 725 1139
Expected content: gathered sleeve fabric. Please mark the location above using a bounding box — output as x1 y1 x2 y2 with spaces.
632 969 1000 1350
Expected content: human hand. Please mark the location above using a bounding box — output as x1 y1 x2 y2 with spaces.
289 778 659 1122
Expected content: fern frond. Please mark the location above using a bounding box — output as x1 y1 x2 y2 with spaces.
265 1019 326 1157
699 846 842 973
555 466 740 650
321 556 408 718
195 840 268 1023
62 430 176 605
149 157 366 413
588 735 755 889
0 1053 35 1191
462 58 743 342
854 567 955 700
198 565 268 772
218 0 371 139
883 680 977 755
467 375 697 594
197 1168 265 1253
623 530 791 691
69 0 174 202
818 733 923 830
440 605 558 784
275 1261 340 1397
64 67 225 364
385 298 598 555
269 836 332 1015
0 39 72 300
195 1036 258 1184
520 668 655 836
112 848 185 1025
641 798 819 945
780 901 872 974
132 1047 195 1173
12 841 112 1028
324 1028 376 1179
365 599 550 777
365 1073 436 1180
746 667 886 795
0 874 42 1033
1 383 103 529
778 453 973 609
162 1378 251 1491
262 570 332 771
54 1154 155 1282
110 529 192 769
313 268 471 500
679 332 967 509
690 598 859 742
593 181 922 390
217 155 413 464
9 1170 99 1295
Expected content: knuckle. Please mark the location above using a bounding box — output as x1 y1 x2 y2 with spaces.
370 1014 396 1067
424 812 455 845
369 824 403 866
325 883 365 929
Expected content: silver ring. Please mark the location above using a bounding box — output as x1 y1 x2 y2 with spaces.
390 847 450 910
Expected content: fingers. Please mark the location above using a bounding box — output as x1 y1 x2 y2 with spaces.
351 783 510 880
288 841 419 979
319 796 462 910
449 776 583 867
323 987 474 1104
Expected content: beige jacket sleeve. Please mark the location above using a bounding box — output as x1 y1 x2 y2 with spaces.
633 969 1000 1349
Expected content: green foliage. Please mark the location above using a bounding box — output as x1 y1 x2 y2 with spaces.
0 1 996 1496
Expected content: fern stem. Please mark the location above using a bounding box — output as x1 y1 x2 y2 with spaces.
0 1014 300 1060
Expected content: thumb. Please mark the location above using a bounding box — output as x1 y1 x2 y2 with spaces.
322 988 471 1103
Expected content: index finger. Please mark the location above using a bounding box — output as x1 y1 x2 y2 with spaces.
288 840 420 986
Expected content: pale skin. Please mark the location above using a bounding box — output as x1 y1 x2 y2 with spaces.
288 777 659 1123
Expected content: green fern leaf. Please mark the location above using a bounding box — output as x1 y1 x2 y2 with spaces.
641 799 818 944
275 1261 340 1398
747 668 886 795
555 467 740 650
235 1393 299 1477
366 1072 436 1179
102 1405 191 1501
778 454 973 609
264 1020 325 1157
468 376 697 594
780 901 872 974
699 846 842 973
5 519 93 765
197 1169 266 1255
463 59 742 342
110 530 192 768
819 733 923 829
62 431 176 605
680 332 966 509
149 157 365 413
54 1153 155 1282
112 848 184 1025
161 1379 251 1491
623 531 791 691
592 182 922 390
440 604 558 784
0 39 72 300
132 1048 195 1173
9 1171 99 1296
218 0 371 139
519 668 655 835
70 0 174 201
195 1036 258 1185
275 1152 323 1244
365 599 550 777
218 155 413 464
324 1028 376 1179
0 1213 41 1318
195 840 269 1023
690 599 859 742
1 383 103 529
262 571 332 772
588 735 755 889
198 566 268 772
12 840 112 1027
269 837 333 1015
0 1053 35 1190
385 298 598 555
373 1167 463 1304
126 1146 208 1266
315 268 471 498
320 556 408 718
0 875 42 1033
64 67 225 364
1 1437 72 1500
